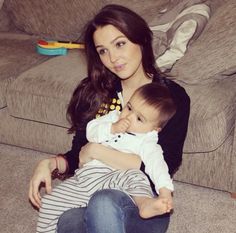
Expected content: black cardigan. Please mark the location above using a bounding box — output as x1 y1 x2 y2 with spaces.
64 75 190 184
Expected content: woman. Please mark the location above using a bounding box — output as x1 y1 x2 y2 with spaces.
29 4 190 233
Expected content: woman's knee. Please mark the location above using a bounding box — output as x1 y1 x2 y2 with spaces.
87 189 133 212
57 208 86 233
85 190 131 233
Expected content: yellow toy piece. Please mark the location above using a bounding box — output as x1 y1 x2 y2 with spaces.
37 40 85 49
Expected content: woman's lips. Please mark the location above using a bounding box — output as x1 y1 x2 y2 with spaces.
114 64 125 72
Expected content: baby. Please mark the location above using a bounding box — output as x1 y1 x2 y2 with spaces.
86 82 176 218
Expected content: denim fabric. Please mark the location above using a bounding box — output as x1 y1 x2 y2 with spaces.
57 189 170 233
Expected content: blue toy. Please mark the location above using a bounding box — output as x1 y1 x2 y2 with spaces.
36 45 68 56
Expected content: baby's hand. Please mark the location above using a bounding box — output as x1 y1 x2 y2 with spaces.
111 118 130 134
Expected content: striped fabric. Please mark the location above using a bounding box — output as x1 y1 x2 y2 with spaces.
37 166 153 233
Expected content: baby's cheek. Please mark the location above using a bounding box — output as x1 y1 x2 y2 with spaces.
127 122 135 131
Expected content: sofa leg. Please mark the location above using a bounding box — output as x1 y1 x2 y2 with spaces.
231 193 236 199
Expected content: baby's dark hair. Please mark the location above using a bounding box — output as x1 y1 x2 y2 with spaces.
134 83 176 129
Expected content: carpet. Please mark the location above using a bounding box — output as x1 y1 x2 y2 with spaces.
0 143 235 233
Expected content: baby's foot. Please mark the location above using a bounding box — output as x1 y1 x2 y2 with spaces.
139 197 170 219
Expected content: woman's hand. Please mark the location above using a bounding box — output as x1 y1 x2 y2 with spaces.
79 142 142 170
28 158 56 209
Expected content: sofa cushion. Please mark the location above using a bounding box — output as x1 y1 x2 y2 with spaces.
105 0 167 23
0 32 49 108
4 0 105 41
182 76 236 152
6 50 87 127
0 0 3 9
170 0 236 84
0 107 73 154
0 3 15 32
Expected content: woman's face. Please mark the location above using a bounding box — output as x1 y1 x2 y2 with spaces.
93 25 145 81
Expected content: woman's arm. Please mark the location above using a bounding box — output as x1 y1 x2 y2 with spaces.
29 128 87 208
153 79 191 176
29 126 87 209
79 142 142 170
64 129 88 175
29 156 67 208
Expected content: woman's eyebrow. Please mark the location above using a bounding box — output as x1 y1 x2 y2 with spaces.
110 35 126 44
95 35 126 48
95 44 104 49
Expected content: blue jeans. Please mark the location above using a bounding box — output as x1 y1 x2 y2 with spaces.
57 189 170 233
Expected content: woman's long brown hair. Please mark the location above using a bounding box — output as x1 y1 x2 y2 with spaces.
67 4 161 133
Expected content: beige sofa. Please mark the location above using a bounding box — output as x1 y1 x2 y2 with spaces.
0 0 235 197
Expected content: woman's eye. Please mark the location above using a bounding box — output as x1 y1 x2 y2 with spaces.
98 49 107 55
116 41 126 48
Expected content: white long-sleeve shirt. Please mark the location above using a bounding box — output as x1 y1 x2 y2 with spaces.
86 110 173 193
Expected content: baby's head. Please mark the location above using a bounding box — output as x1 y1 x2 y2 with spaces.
120 83 176 133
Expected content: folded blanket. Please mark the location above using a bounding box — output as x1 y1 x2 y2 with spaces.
150 0 210 72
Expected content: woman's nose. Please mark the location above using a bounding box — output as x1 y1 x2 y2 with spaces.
109 50 118 63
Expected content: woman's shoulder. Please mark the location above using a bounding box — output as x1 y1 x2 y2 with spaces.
153 74 190 105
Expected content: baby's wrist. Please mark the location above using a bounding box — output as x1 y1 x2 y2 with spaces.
159 187 172 197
